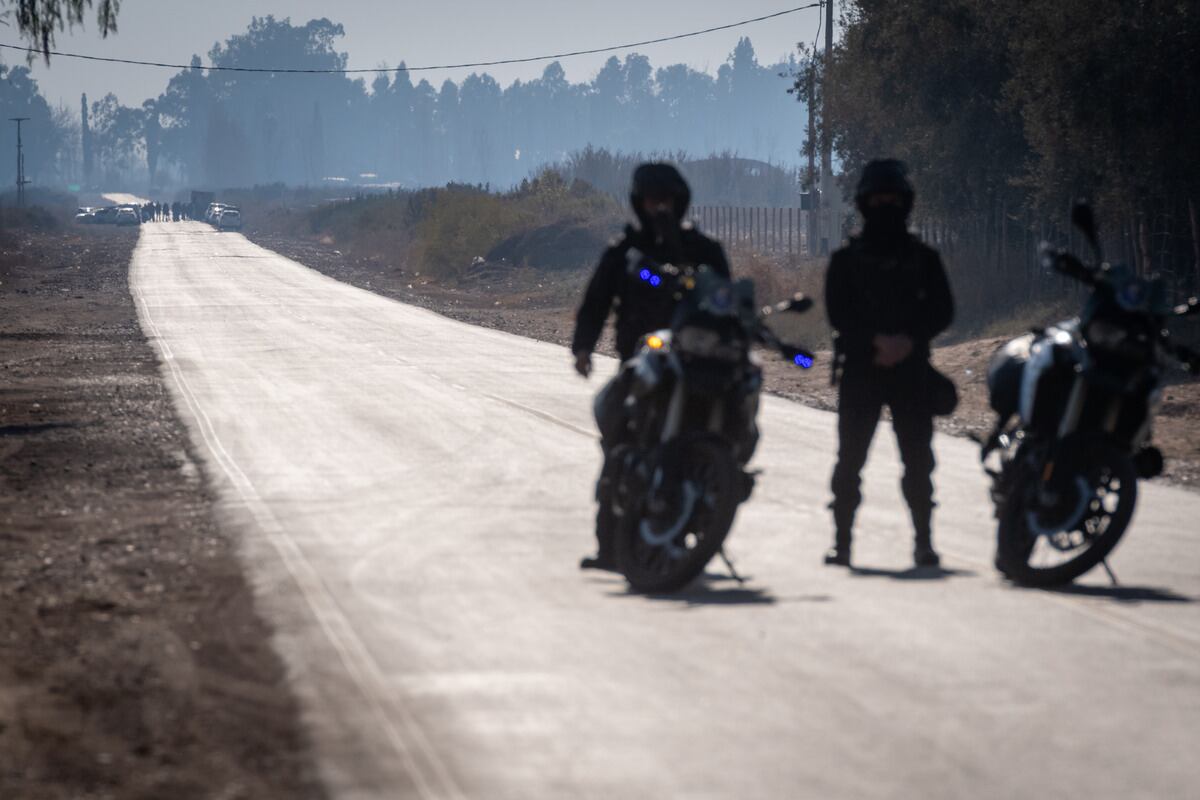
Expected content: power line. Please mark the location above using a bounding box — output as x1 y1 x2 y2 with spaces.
0 4 820 75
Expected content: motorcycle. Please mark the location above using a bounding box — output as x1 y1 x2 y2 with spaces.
982 202 1200 586
602 255 815 593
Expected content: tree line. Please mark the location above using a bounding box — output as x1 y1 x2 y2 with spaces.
0 15 806 195
803 0 1199 315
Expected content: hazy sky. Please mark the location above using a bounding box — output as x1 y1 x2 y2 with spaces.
16 0 827 109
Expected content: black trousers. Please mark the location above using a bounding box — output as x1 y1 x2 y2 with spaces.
830 361 936 542
590 369 633 556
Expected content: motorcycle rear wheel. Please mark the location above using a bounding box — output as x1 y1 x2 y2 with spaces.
615 433 741 593
996 443 1137 587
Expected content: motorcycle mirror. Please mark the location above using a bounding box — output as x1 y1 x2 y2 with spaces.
1175 297 1199 317
774 293 814 315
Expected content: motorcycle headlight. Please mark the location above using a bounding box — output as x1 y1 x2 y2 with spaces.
675 326 743 361
675 326 720 355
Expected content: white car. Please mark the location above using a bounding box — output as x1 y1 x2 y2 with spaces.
114 207 141 226
216 208 243 231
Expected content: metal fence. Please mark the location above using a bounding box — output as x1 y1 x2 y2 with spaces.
689 206 814 257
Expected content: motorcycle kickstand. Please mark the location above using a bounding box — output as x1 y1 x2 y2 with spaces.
1100 558 1120 587
718 548 746 586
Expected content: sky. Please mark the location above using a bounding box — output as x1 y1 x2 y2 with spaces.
13 0 828 109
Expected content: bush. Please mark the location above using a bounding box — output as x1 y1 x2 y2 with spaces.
275 170 624 278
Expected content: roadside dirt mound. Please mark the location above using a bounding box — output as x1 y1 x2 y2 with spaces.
0 225 326 799
486 221 615 271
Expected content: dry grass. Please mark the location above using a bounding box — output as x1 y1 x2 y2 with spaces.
248 172 623 280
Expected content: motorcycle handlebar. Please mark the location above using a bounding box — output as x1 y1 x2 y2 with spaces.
1040 243 1095 286
1175 297 1199 318
756 325 815 369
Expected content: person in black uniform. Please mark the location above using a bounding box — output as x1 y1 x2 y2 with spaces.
824 159 955 569
572 163 731 571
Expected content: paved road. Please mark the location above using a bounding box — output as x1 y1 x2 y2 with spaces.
101 192 150 206
130 222 1200 799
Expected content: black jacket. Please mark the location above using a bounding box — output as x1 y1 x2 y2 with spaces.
572 225 730 362
825 234 954 366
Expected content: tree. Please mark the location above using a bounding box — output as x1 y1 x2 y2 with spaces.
305 101 325 184
155 55 210 184
0 62 60 185
88 92 143 185
142 98 160 187
80 92 93 187
3 0 119 59
815 1 1200 313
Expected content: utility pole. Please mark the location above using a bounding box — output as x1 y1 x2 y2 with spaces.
819 0 835 256
805 49 818 257
11 117 31 207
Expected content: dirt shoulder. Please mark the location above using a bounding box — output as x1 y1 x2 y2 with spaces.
247 230 1200 489
0 225 326 799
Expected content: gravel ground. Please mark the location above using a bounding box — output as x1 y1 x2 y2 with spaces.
0 223 326 800
248 229 1200 489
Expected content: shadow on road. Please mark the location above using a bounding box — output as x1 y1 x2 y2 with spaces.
848 565 976 581
605 574 774 606
1043 584 1194 604
0 422 78 437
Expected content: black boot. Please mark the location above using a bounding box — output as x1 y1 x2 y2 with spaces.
825 504 854 567
582 481 619 572
824 544 852 567
580 553 619 572
912 506 940 568
913 543 941 569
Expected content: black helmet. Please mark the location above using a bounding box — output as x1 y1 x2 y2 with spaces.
630 162 691 225
854 159 914 215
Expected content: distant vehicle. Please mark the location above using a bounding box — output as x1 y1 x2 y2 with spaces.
205 203 230 225
74 207 98 224
93 206 120 225
114 207 141 226
216 208 243 231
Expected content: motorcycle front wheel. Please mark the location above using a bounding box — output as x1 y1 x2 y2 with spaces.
996 442 1138 587
615 433 741 593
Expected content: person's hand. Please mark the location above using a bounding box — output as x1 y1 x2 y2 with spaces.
574 351 593 378
872 334 914 367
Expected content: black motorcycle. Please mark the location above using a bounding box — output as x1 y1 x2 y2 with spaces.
602 259 815 593
982 202 1199 586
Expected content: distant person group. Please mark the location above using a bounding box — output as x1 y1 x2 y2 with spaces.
138 201 196 223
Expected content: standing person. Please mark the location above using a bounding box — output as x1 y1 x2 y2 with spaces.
824 159 956 568
571 163 731 571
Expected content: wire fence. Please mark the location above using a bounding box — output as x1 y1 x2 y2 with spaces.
689 206 814 257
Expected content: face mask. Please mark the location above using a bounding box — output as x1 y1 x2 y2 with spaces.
863 205 909 240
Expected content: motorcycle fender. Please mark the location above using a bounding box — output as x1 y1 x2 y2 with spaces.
1019 339 1055 424
630 350 672 398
